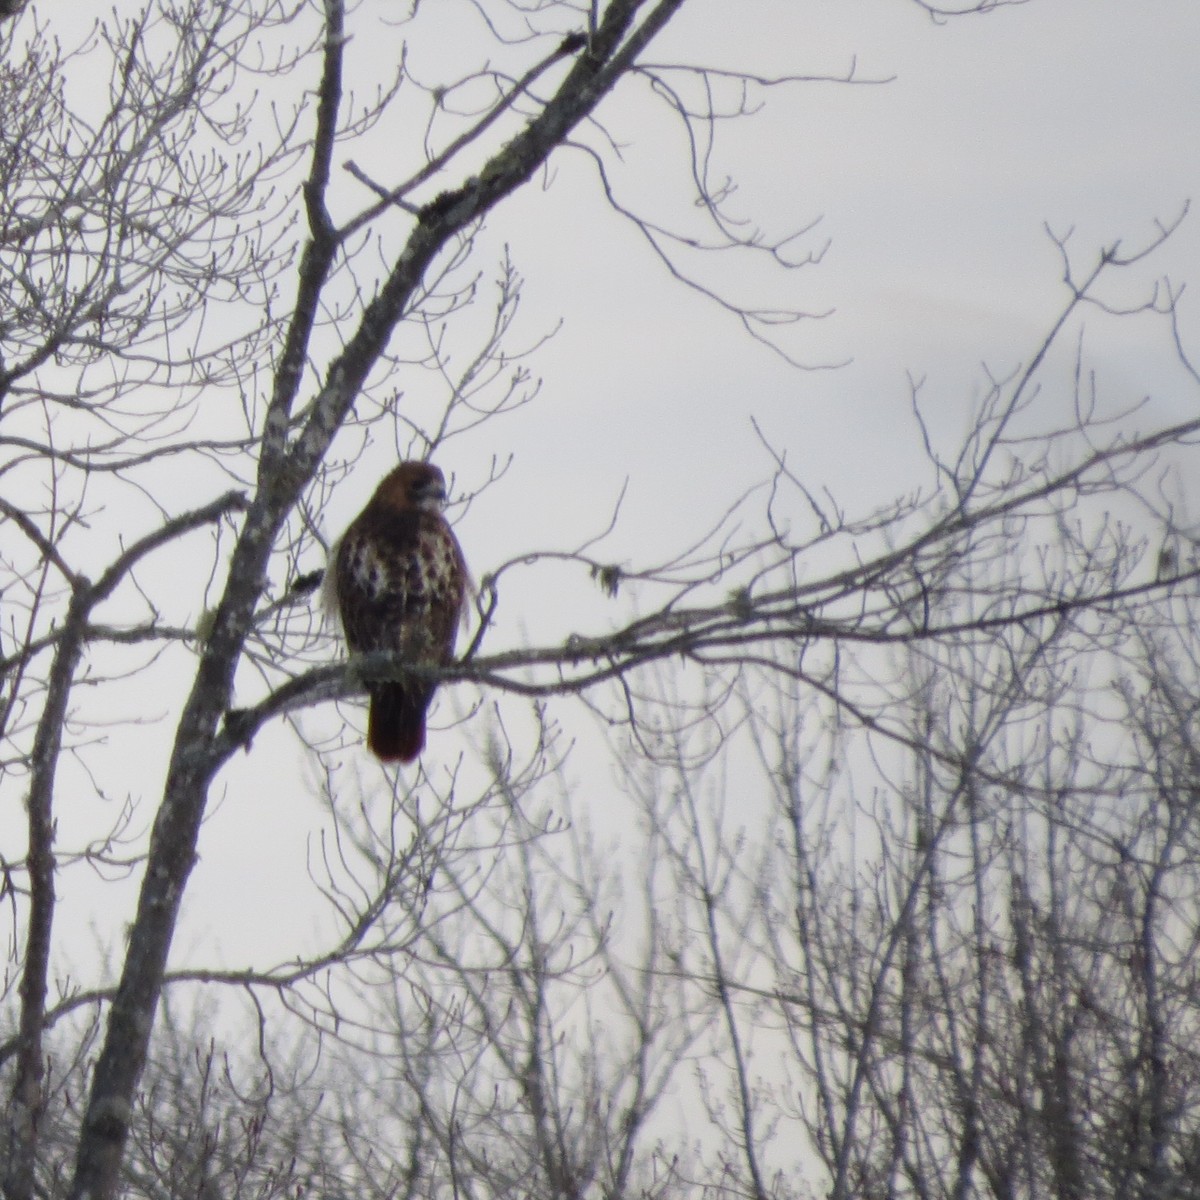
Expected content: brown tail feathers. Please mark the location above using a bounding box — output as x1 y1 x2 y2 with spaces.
367 683 434 763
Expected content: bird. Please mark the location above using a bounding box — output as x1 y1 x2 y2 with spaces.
331 461 467 762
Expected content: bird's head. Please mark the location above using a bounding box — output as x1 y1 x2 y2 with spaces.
373 461 448 514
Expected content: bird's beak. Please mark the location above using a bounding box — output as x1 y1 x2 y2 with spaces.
414 479 447 511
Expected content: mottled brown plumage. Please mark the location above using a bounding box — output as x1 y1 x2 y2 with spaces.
333 462 467 762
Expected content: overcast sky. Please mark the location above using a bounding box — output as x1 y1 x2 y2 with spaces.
35 0 1200 972
369 0 1198 655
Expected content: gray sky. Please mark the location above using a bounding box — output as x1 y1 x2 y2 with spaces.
31 0 1200 972
435 0 1200 635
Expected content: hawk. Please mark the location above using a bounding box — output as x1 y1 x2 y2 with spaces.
332 461 467 763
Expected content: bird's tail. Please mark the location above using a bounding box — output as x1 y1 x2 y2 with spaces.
367 683 434 763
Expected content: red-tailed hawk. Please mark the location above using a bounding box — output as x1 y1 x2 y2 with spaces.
332 461 467 763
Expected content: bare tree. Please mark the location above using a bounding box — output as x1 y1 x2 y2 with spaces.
1 2 1199 1200
690 461 1200 1198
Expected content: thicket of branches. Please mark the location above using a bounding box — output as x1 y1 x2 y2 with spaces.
1 2 1199 1199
